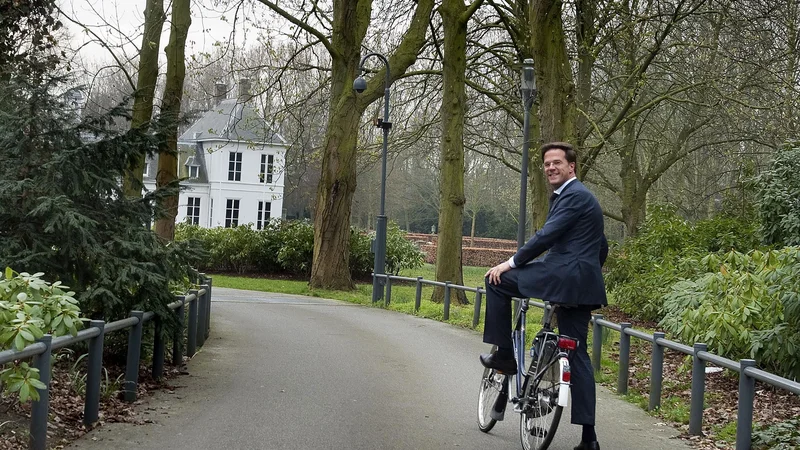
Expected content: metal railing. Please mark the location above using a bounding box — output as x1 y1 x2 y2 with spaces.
0 276 213 450
373 273 800 450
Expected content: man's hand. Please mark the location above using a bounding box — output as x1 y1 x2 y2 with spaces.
485 261 511 285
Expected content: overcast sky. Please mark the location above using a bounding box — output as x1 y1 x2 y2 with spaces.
59 0 247 65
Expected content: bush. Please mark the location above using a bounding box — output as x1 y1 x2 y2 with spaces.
605 204 761 321
275 220 315 275
754 145 800 246
175 220 425 280
0 269 85 402
659 248 800 379
0 75 201 323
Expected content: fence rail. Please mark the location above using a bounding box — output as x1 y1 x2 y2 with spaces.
0 275 214 450
372 273 800 450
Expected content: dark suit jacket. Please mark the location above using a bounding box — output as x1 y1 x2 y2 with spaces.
513 179 608 308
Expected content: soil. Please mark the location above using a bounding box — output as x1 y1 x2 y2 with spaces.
0 357 187 450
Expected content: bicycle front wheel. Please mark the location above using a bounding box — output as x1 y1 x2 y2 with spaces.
519 366 563 450
477 366 505 432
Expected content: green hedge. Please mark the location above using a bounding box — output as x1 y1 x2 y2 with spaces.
175 220 424 279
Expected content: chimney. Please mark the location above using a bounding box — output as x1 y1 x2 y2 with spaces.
238 78 252 103
214 83 227 105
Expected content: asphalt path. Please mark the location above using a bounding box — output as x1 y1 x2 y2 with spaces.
67 287 691 450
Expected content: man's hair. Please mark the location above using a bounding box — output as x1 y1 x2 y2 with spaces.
540 142 577 164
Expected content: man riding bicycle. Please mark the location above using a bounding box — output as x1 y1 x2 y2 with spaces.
481 142 608 450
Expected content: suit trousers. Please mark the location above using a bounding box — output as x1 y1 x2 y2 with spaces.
482 269 597 426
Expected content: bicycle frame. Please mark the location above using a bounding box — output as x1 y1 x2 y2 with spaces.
491 300 573 419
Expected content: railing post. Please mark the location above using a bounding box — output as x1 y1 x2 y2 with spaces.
689 343 708 436
124 311 144 402
617 322 632 394
735 359 757 450
443 281 451 321
592 314 603 374
648 331 666 411
84 320 105 426
473 288 483 329
197 285 209 348
153 316 165 380
173 296 185 366
188 289 199 357
385 276 392 307
204 276 213 339
30 334 52 450
414 277 423 312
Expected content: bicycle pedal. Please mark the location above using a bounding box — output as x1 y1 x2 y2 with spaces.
513 404 523 413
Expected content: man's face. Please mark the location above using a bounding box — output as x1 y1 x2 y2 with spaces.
543 149 575 188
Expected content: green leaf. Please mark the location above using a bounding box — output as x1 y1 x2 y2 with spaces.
13 332 25 350
19 383 30 403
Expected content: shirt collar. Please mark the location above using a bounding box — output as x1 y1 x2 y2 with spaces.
553 177 577 195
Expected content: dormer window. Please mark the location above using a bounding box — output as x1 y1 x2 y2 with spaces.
185 156 200 179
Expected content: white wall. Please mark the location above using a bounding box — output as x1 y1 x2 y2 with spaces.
143 139 287 228
203 139 286 227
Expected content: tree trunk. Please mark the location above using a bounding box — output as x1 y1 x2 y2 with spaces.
154 0 190 241
307 0 434 290
532 0 578 150
123 0 165 199
575 0 597 149
432 0 478 305
470 211 477 246
527 0 578 230
308 0 372 290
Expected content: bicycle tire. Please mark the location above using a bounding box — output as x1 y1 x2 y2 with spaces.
519 358 563 450
477 366 504 432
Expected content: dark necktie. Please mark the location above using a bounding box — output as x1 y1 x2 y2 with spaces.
549 192 558 212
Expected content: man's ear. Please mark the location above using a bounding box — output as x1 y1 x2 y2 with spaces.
569 162 576 175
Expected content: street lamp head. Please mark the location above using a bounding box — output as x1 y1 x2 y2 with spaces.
520 58 536 95
353 75 367 94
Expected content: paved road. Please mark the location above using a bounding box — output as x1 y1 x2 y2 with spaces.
67 288 690 450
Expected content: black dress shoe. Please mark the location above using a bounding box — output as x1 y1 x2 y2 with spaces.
479 353 517 374
574 441 600 450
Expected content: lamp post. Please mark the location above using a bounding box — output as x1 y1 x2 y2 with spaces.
517 58 537 249
353 52 392 303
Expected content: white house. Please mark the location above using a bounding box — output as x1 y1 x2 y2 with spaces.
144 80 288 229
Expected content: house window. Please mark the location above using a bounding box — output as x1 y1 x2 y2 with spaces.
186 197 200 225
228 152 242 181
143 161 150 177
189 165 199 178
225 199 240 228
260 154 274 183
257 201 271 230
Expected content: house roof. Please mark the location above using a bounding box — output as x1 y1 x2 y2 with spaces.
143 142 209 185
178 98 287 145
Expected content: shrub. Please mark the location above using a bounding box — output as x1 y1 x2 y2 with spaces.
0 74 201 323
659 248 800 379
605 204 762 321
276 220 315 275
0 269 85 402
175 220 425 280
754 145 800 246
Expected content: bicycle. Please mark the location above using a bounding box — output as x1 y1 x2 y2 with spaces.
477 299 578 450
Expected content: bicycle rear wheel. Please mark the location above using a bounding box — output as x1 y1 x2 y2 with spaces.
519 362 563 450
477 366 506 432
